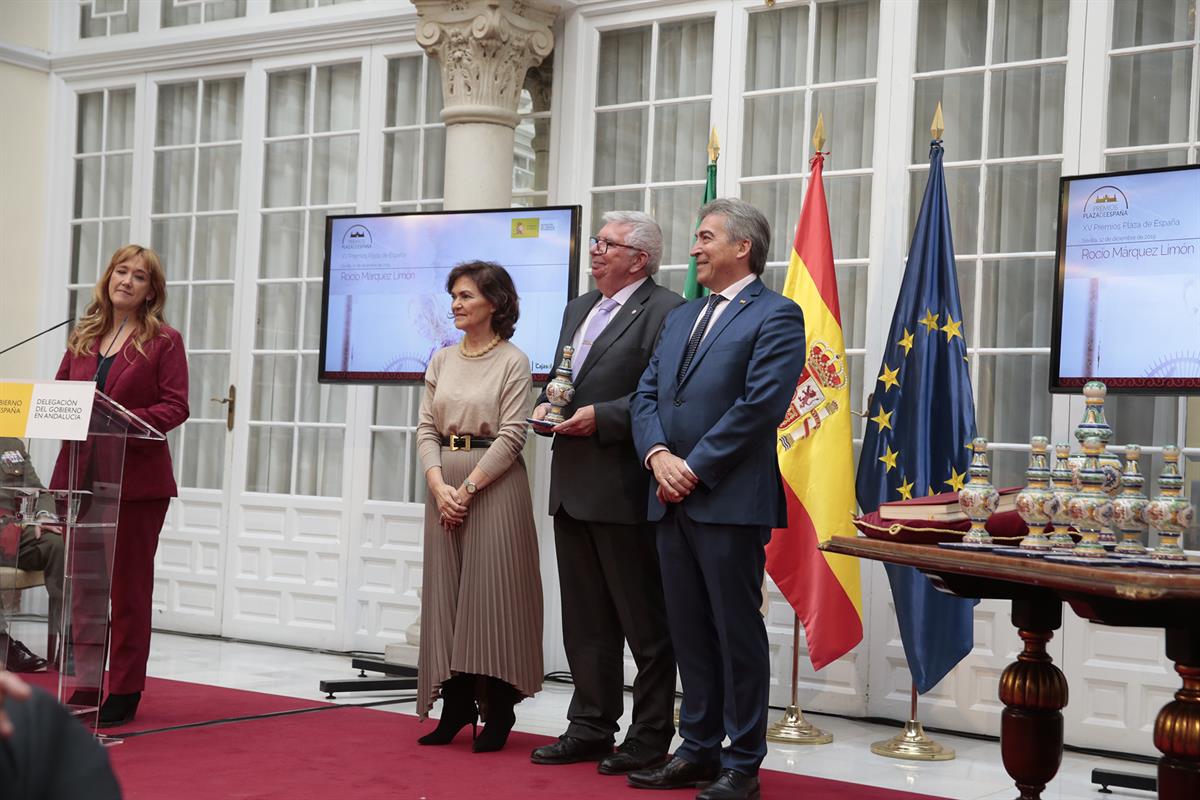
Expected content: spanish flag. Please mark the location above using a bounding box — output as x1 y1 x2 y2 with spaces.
765 148 863 670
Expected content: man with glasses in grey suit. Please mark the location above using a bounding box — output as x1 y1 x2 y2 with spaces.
530 211 683 776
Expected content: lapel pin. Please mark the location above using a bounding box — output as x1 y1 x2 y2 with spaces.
739 299 747 304
631 309 639 315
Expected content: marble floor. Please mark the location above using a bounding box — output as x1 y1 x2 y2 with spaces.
9 622 1155 800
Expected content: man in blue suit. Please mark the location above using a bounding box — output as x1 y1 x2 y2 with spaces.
628 199 806 800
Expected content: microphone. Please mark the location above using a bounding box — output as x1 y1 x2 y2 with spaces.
0 318 73 358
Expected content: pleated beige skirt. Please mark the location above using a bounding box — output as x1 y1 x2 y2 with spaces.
417 448 543 719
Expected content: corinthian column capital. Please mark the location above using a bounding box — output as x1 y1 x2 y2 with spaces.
414 0 558 128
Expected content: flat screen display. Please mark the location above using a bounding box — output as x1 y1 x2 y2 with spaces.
319 206 581 384
1050 164 1200 393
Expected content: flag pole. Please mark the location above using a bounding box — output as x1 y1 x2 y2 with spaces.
869 103 955 763
766 614 832 744
765 114 834 746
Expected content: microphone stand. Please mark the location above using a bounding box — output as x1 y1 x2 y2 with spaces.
0 318 74 358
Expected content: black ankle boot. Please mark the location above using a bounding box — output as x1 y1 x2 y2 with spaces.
473 678 520 753
97 692 141 728
418 676 479 745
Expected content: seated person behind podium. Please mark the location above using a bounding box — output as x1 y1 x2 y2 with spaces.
414 261 542 753
50 244 189 727
0 438 64 673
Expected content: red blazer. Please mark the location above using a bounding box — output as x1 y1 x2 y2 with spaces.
51 325 190 501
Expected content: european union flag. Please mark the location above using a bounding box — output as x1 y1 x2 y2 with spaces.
855 138 978 695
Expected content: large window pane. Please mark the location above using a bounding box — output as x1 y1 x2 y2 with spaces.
813 86 875 170
814 0 879 82
915 0 988 71
260 212 305 279
912 75 985 161
742 94 806 177
656 19 713 99
251 356 298 421
988 65 1066 158
974 354 1052 447
597 28 651 105
194 215 237 280
649 185 706 265
992 0 1069 62
652 102 709 182
268 71 309 137
1111 0 1195 48
746 5 809 90
983 161 1060 253
314 63 361 132
975 259 1055 348
255 283 301 349
263 140 308 207
1107 50 1193 148
594 109 647 185
246 426 293 494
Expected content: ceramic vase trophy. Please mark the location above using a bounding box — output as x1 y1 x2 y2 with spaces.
1065 436 1114 557
1047 443 1077 550
1111 445 1150 556
1016 436 1056 551
1147 445 1195 562
541 345 576 425
1072 381 1122 543
959 438 998 545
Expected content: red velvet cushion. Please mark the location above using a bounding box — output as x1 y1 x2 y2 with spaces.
853 510 1054 545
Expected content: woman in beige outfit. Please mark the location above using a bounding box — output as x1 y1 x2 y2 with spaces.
415 260 543 753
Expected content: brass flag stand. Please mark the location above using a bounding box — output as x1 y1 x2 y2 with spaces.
873 101 955 762
765 616 832 744
870 682 955 760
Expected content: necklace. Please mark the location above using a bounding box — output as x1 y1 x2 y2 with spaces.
459 333 501 359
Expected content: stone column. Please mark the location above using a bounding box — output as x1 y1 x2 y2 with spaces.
414 0 557 210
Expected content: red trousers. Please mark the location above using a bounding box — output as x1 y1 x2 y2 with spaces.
108 498 169 694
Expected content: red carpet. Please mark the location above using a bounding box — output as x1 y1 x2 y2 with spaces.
22 673 325 733
110 697 951 800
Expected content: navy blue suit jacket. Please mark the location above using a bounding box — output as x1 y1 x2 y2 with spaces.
631 278 807 528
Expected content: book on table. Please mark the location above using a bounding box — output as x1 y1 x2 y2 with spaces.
878 487 1021 522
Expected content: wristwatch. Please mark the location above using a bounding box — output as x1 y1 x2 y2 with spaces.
464 480 478 495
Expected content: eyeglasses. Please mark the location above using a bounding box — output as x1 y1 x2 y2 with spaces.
588 236 644 255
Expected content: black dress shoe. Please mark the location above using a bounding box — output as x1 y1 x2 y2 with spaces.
531 734 614 764
97 692 141 728
598 739 669 775
2 636 48 673
696 769 760 800
627 756 719 790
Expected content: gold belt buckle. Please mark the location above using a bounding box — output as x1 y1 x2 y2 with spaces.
449 433 472 451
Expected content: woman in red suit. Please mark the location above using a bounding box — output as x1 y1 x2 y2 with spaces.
51 244 189 727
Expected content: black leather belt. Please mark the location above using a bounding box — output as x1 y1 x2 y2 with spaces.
441 434 495 451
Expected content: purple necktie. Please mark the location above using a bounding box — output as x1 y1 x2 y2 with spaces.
573 297 619 373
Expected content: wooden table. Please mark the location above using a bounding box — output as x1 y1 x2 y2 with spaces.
821 536 1200 800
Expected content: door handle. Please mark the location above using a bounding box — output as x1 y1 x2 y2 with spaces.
210 384 236 432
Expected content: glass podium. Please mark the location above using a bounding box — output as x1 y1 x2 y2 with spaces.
0 388 162 732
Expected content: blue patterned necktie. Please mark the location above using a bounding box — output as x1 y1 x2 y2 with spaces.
572 297 619 373
677 294 726 383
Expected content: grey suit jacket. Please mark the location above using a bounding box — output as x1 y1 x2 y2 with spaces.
539 279 684 525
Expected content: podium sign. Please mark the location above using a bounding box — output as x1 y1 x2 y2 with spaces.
0 385 160 733
0 381 95 441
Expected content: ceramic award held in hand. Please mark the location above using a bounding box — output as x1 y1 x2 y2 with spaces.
530 345 576 430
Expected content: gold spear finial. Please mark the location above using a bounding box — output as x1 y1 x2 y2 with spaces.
707 127 720 163
932 102 944 140
812 112 826 153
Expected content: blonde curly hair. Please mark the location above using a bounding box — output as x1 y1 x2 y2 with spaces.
67 244 169 357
